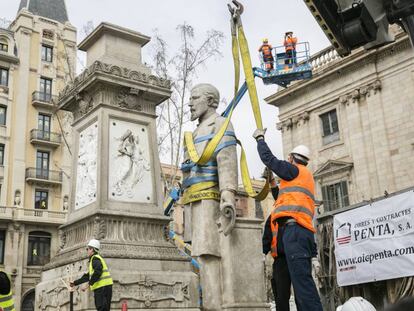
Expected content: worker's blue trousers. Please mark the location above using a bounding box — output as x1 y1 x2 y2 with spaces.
276 223 323 311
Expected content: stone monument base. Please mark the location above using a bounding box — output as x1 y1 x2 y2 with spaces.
220 218 270 311
36 214 200 310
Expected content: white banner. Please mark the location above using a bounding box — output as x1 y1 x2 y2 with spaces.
334 190 414 286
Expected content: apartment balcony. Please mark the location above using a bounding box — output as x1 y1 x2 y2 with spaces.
30 129 62 148
31 91 57 109
14 208 67 225
25 168 62 187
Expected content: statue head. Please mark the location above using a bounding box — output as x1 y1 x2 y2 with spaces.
189 84 220 122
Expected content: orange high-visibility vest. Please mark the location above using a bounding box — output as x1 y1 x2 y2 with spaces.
259 44 273 58
284 37 297 51
270 164 316 258
270 217 278 258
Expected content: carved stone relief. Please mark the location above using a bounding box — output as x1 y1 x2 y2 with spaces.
37 286 81 310
112 277 190 307
73 92 94 121
59 60 171 104
93 216 106 240
108 119 152 203
58 229 66 250
116 88 143 111
75 121 98 209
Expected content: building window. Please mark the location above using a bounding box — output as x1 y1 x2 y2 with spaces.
322 181 349 212
39 77 52 101
38 114 51 140
27 231 51 266
0 230 5 264
320 109 339 145
0 43 8 52
0 106 6 126
41 45 53 62
0 144 4 165
0 68 8 87
35 190 48 209
36 151 49 179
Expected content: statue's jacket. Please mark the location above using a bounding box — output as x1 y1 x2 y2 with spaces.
181 112 238 256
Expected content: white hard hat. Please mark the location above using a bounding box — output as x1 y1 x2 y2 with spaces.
290 145 310 160
87 239 100 250
337 297 376 311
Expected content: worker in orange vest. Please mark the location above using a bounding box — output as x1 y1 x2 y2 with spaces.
258 38 274 71
253 127 323 311
283 31 298 68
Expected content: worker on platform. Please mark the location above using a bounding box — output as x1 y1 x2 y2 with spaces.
0 271 15 311
70 239 113 311
284 31 297 68
253 127 323 311
258 38 274 71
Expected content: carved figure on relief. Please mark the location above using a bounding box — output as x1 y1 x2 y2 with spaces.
112 129 150 198
76 124 98 207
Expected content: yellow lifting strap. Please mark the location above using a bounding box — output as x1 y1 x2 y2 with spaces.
236 23 263 130
230 6 269 201
231 20 240 98
182 1 270 202
180 181 219 205
238 140 269 201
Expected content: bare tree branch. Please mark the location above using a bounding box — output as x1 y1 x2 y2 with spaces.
151 23 224 188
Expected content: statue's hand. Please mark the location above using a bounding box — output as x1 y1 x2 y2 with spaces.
217 190 236 236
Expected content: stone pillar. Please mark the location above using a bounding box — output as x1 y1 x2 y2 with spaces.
220 219 268 311
36 22 199 310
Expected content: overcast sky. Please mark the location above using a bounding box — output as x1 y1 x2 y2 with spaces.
1 0 330 177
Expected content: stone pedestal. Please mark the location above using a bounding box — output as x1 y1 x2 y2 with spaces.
220 218 269 311
35 22 199 310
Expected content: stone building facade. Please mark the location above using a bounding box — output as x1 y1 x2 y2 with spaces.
267 27 413 211
266 27 414 309
0 1 76 309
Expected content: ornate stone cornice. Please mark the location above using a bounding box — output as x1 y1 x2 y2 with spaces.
58 60 171 105
277 111 309 132
339 79 382 106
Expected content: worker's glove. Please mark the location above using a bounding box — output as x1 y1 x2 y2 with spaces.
69 281 75 287
262 167 275 181
311 257 321 277
253 128 267 141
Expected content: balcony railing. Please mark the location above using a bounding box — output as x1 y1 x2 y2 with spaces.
25 168 62 185
30 129 62 147
308 46 340 73
14 207 67 224
31 91 57 108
